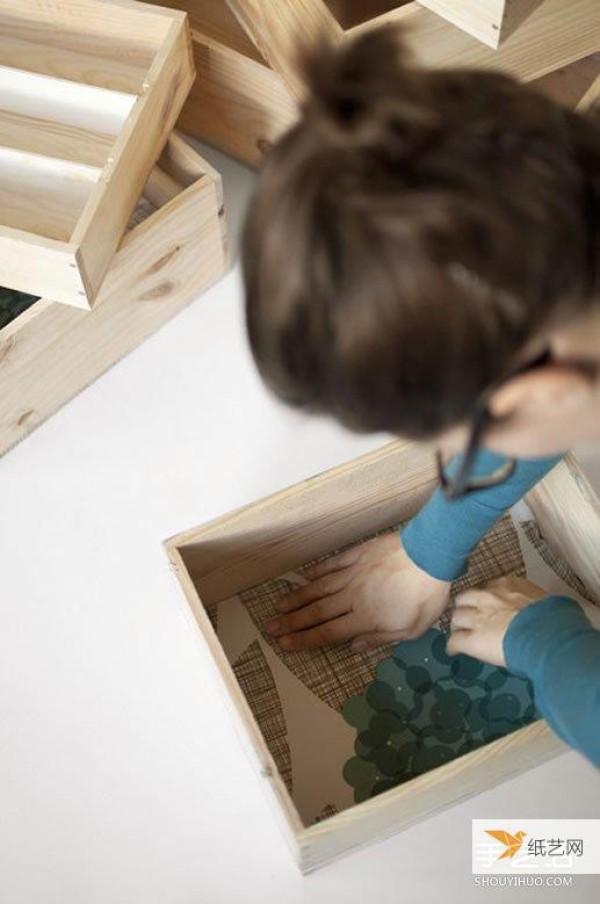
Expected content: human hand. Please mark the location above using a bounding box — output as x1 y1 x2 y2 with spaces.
447 576 546 666
264 533 451 652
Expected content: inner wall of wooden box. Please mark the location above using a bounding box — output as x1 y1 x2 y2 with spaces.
148 0 265 64
0 1 176 240
0 138 203 337
324 1 410 29
179 444 438 606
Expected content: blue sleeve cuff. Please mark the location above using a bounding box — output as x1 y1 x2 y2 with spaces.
504 595 600 765
503 595 592 679
401 449 563 582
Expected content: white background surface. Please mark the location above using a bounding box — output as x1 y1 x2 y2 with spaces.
1 141 599 904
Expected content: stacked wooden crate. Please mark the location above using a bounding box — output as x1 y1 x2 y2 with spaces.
149 0 598 163
0 0 227 456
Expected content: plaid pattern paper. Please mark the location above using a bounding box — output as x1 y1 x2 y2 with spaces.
233 640 293 795
229 514 526 713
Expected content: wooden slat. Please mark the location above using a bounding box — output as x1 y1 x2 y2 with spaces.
0 0 171 58
0 109 114 167
178 29 297 166
0 32 147 93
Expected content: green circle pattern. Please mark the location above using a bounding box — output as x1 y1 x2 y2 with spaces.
0 287 40 330
341 627 538 803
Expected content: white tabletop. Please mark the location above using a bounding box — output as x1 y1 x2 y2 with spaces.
1 143 598 904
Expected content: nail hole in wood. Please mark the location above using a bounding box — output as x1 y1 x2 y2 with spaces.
17 409 34 427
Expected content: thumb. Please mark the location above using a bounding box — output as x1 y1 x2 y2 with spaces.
445 628 476 658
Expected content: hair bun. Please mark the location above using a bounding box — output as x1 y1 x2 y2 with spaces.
300 23 438 158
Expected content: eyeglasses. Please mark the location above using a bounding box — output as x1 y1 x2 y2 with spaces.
436 348 552 500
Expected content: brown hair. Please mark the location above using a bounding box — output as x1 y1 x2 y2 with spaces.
242 25 600 439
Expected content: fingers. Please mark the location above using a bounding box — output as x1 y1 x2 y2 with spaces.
266 591 348 637
275 571 349 613
445 627 475 657
301 547 360 581
485 575 546 600
455 578 544 615
273 613 361 651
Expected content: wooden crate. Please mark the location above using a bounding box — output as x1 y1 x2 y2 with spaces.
165 441 600 872
225 0 600 100
0 0 194 308
145 0 297 165
0 133 227 458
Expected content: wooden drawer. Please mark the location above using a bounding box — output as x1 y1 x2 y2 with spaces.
225 0 600 100
0 0 194 307
145 0 297 166
0 133 226 457
165 441 600 872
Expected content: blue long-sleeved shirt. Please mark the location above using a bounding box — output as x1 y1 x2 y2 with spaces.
401 448 600 766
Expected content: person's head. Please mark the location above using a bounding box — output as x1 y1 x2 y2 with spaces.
241 25 600 461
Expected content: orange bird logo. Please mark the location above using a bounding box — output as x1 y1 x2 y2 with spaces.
485 830 527 860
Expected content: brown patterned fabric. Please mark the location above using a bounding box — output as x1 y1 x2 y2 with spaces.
231 640 293 796
209 513 525 715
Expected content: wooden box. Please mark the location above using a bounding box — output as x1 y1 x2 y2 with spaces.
145 0 297 165
165 441 600 872
0 133 226 458
225 0 600 100
0 0 194 308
